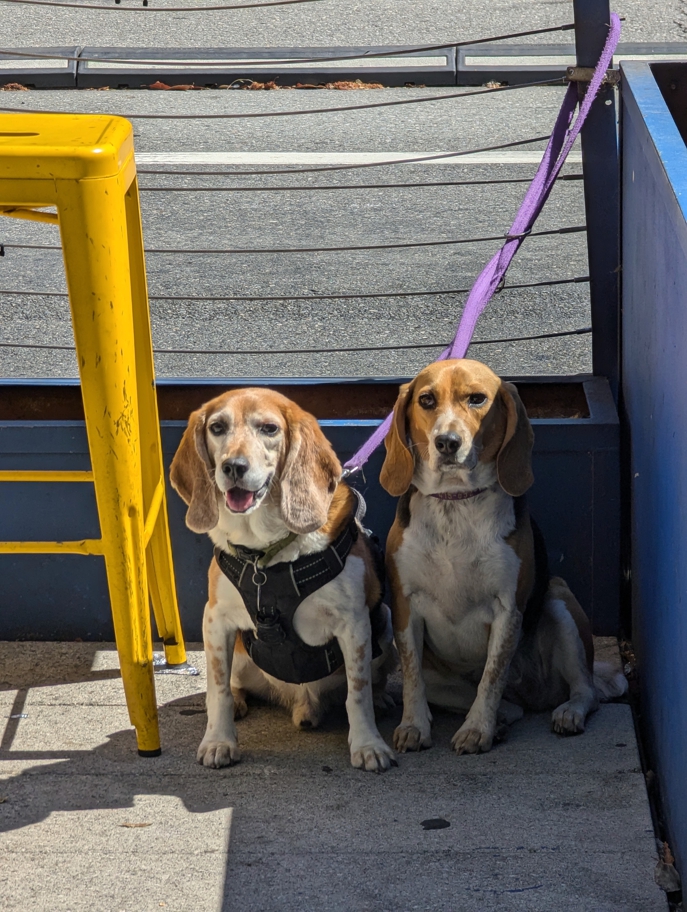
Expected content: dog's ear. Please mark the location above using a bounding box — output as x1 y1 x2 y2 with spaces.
279 408 341 534
170 408 219 533
380 382 415 497
496 382 534 497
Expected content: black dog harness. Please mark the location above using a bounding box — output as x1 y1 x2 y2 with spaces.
215 513 386 685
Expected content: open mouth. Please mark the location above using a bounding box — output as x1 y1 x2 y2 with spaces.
225 480 269 514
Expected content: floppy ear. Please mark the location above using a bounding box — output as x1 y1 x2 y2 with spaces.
496 382 534 497
169 408 220 534
380 382 415 497
279 409 341 534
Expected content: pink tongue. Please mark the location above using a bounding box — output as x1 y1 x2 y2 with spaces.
226 488 256 513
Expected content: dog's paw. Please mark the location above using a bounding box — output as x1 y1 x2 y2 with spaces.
232 692 249 720
551 701 587 735
393 723 432 753
350 739 397 773
451 724 494 755
197 738 241 768
373 690 396 716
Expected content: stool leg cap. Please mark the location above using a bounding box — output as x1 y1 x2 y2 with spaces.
138 747 162 758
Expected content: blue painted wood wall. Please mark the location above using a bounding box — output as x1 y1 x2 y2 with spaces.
0 378 619 640
622 60 687 875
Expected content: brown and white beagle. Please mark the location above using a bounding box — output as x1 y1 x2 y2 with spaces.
170 388 396 772
380 359 626 755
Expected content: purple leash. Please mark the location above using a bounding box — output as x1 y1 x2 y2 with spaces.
343 12 621 476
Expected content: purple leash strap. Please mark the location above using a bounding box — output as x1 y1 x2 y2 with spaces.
343 12 621 476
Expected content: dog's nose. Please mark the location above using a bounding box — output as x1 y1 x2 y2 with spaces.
222 456 249 479
435 432 462 455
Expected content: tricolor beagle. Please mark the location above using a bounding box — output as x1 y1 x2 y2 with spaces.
170 388 396 772
380 359 626 755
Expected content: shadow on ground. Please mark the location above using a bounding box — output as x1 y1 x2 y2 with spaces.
0 642 665 912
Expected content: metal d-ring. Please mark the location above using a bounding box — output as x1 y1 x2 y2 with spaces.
251 566 268 587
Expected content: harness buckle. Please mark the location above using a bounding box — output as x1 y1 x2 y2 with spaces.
255 603 287 644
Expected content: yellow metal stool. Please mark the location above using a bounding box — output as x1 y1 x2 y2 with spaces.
0 113 186 756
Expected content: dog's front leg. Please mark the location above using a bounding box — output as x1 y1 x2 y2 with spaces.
389 567 432 752
451 598 522 755
197 601 241 768
337 613 396 773
393 609 433 752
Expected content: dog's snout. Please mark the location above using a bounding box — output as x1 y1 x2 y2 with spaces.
222 456 249 479
435 432 462 456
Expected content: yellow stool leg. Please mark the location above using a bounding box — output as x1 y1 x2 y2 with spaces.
57 174 160 756
125 179 187 666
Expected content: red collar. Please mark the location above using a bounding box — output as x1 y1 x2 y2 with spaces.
430 487 490 502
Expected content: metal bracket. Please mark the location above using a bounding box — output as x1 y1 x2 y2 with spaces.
566 65 621 86
153 653 199 676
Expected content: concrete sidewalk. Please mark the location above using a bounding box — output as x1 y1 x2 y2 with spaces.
0 641 666 912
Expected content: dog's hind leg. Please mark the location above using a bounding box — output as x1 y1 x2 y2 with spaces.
543 580 600 734
231 687 249 720
371 607 398 715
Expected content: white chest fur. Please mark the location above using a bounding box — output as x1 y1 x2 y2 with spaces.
396 489 521 671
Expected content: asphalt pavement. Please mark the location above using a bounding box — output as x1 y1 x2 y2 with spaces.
1 2 684 380
0 0 682 49
1 86 590 379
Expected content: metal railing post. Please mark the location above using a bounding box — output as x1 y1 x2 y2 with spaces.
573 0 620 400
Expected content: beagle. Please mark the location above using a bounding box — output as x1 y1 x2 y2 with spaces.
380 359 626 755
170 388 396 772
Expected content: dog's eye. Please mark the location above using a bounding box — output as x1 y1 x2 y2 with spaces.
261 423 279 436
468 393 488 408
208 422 225 436
418 392 436 410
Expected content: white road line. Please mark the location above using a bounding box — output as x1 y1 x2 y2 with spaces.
464 53 687 67
136 151 582 165
83 56 448 71
0 58 70 70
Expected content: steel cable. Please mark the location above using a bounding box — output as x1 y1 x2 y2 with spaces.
137 174 585 192
0 224 586 256
0 275 590 302
0 0 323 11
0 77 566 121
0 326 592 355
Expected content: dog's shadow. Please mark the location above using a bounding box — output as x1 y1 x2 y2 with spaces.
0 650 559 837
0 660 419 835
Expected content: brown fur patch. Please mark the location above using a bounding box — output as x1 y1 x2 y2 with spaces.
319 483 356 539
233 634 248 656
350 533 382 614
406 360 504 453
208 559 220 607
386 525 411 632
210 653 226 687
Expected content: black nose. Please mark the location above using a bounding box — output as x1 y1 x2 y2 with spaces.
222 457 249 479
435 432 461 455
